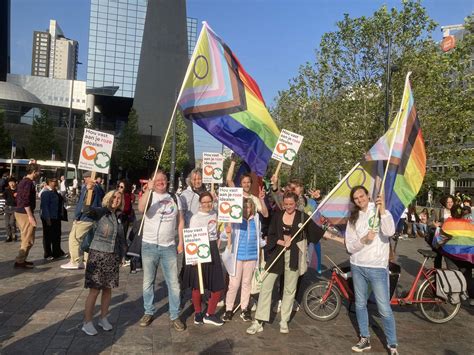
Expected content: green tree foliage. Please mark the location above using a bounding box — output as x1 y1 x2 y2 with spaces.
0 109 11 156
272 2 473 193
28 109 58 160
159 112 190 173
115 108 145 177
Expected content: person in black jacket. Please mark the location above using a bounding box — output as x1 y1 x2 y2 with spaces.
4 177 18 242
247 191 341 335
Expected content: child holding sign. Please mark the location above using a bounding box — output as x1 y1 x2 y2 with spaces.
222 198 264 322
181 192 225 326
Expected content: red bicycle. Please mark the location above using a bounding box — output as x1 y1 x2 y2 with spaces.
303 249 461 324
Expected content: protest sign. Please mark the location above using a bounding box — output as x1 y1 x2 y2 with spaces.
78 128 114 174
271 129 304 166
218 187 243 223
183 227 212 265
202 152 224 184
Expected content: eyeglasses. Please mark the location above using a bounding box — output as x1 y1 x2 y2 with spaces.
118 185 125 189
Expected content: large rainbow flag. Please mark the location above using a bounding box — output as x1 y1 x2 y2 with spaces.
314 73 426 234
178 22 280 176
435 218 474 264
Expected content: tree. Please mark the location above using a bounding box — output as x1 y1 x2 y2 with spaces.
28 109 58 160
272 2 473 194
0 109 11 156
114 108 145 179
159 112 190 173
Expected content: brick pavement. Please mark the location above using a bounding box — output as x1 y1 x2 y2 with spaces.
0 209 473 354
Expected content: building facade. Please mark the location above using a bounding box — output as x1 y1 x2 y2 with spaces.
86 0 195 163
0 0 11 82
31 20 78 80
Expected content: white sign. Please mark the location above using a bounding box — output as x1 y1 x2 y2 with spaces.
218 187 243 223
202 152 224 184
183 226 212 265
436 181 444 188
271 129 304 166
78 129 114 174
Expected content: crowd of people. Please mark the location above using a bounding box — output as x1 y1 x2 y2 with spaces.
1 161 473 355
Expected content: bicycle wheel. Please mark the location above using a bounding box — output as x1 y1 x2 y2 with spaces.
303 281 342 321
416 275 461 323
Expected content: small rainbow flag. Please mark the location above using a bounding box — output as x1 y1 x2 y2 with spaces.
314 73 426 234
439 218 474 264
178 22 280 176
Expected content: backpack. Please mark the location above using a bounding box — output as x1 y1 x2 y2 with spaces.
435 269 468 304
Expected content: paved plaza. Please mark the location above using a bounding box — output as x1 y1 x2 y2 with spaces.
0 208 473 354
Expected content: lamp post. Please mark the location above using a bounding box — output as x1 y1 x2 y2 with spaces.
64 61 82 191
384 36 392 132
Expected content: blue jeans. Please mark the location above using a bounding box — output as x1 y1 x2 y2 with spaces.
351 264 398 347
142 242 180 320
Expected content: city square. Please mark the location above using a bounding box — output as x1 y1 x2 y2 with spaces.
0 0 473 354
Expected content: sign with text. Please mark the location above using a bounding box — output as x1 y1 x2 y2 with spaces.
218 187 243 223
202 152 224 183
183 226 212 265
78 129 114 174
271 129 304 166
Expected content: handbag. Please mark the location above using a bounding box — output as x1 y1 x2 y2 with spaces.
221 245 236 276
251 249 266 294
80 225 96 253
296 239 308 276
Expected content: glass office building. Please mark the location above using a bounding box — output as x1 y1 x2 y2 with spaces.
87 0 147 98
87 0 198 98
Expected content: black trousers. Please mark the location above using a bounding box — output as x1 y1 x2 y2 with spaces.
41 218 64 258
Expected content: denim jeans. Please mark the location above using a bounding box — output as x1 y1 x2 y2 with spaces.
142 242 180 320
351 264 398 347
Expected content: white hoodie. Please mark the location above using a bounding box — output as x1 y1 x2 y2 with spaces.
345 202 395 268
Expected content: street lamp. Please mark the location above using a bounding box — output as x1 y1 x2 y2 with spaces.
64 61 82 191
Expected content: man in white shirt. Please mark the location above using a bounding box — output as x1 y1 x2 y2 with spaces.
138 171 185 332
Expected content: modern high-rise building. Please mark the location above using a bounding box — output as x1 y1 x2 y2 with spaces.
86 0 195 163
87 1 197 98
31 20 78 80
0 0 11 82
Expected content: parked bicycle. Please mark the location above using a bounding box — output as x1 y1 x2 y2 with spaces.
303 249 461 324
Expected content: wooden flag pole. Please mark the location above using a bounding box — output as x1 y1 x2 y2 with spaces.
372 72 412 230
137 24 208 235
85 171 97 206
197 262 205 295
274 161 283 178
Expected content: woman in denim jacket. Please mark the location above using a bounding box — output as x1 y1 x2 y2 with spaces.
82 190 127 336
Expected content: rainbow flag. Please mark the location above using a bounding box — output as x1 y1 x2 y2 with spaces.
439 218 474 264
178 22 280 176
314 73 426 234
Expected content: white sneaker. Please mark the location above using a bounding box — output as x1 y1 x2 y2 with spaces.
61 262 81 270
217 300 225 307
82 321 98 336
280 322 289 334
98 316 113 331
246 320 263 335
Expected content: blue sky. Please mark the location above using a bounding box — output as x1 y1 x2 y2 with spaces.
10 0 473 157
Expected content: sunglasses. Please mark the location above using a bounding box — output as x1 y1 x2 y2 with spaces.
118 185 125 189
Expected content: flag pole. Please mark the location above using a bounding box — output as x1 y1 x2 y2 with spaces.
232 162 361 314
138 22 208 235
372 72 412 225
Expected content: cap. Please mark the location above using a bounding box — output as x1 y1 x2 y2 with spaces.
83 171 92 178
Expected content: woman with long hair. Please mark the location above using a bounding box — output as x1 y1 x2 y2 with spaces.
246 191 331 335
345 186 398 354
82 190 127 336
